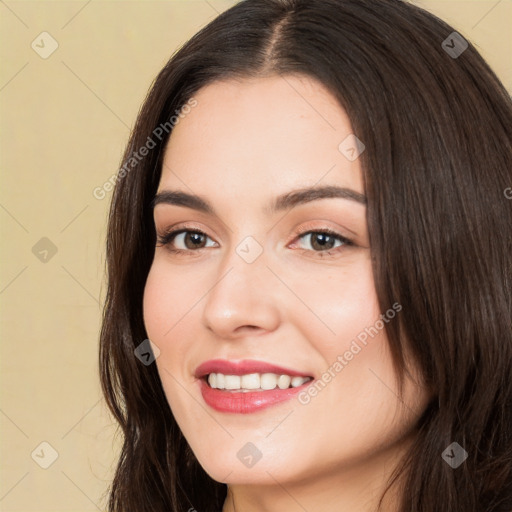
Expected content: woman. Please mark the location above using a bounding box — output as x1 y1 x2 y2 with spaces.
99 0 512 510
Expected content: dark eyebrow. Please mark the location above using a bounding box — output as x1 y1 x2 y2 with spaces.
151 185 366 215
269 185 366 213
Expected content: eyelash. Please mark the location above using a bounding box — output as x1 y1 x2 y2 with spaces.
156 225 354 259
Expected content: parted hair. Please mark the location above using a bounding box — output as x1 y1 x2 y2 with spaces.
99 1 512 510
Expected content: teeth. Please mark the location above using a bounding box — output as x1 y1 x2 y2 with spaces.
241 373 260 390
277 374 291 389
224 375 241 390
207 372 310 391
260 373 277 390
291 376 308 388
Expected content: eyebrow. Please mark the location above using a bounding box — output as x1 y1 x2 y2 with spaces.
151 185 366 215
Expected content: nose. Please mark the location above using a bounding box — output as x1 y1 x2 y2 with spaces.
201 244 281 340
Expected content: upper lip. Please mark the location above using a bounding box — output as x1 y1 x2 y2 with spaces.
195 359 312 379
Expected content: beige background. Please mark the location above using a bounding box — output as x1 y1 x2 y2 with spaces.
0 1 510 510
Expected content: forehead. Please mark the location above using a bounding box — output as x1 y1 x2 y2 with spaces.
159 74 364 198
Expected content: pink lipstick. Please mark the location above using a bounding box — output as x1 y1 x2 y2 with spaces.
195 359 313 414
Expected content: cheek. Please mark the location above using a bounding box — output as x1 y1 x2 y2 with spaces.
142 264 196 418
283 259 411 441
142 262 191 383
142 260 197 342
287 254 382 356
142 266 171 340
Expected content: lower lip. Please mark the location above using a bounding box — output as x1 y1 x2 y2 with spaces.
199 379 311 414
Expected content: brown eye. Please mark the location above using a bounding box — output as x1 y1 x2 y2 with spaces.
182 231 208 249
156 229 217 252
296 230 352 253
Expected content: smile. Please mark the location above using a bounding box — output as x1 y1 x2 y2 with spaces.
195 359 314 413
208 372 311 391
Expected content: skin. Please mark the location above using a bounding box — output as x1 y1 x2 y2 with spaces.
143 74 430 512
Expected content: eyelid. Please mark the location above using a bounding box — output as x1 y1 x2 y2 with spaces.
156 221 217 240
156 221 355 256
289 220 354 244
156 223 216 248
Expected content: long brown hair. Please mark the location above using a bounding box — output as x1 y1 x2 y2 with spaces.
99 0 512 510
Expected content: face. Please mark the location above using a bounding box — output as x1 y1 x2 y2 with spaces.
143 75 429 488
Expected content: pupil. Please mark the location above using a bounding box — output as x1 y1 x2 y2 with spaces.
314 233 334 250
187 232 204 248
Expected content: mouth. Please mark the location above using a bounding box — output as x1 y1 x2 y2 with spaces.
195 359 314 413
205 372 312 391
